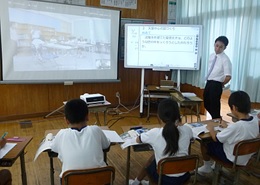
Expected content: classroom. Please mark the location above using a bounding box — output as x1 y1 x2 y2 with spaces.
0 0 259 185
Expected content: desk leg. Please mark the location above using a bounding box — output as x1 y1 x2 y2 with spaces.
190 105 194 123
146 95 151 122
126 147 131 185
50 156 55 185
196 104 201 121
104 151 107 164
95 112 101 125
104 110 107 125
20 151 27 185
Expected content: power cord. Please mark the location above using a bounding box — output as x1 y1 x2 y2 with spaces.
107 91 141 115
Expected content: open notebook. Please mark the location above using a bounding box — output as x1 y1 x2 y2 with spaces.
172 88 197 101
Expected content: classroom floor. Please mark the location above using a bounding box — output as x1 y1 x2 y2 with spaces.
0 90 259 185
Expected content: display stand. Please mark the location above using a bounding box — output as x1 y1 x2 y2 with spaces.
139 69 181 116
177 69 181 90
44 81 73 118
44 104 65 118
139 68 145 117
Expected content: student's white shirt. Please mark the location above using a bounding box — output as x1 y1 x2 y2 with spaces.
216 116 259 165
207 52 232 82
51 125 110 177
140 125 193 176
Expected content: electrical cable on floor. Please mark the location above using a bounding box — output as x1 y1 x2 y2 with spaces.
106 91 146 128
108 91 142 115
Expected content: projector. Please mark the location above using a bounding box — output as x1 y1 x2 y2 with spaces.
80 93 106 105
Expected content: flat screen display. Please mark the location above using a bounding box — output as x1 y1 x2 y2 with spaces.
124 24 202 70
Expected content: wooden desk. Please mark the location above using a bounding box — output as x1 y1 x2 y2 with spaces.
121 124 161 185
190 119 228 141
170 92 203 122
44 126 111 185
88 101 111 125
144 85 178 121
0 136 33 185
44 101 111 125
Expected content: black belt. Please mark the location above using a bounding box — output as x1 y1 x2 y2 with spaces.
207 80 222 84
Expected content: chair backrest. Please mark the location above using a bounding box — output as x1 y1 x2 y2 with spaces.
157 154 199 185
233 137 260 166
61 166 115 185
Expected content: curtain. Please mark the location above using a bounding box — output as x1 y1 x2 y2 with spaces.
173 0 260 102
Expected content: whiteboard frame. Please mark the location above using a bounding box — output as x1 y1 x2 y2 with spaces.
124 24 203 71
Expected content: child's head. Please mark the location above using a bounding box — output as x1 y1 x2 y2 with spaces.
158 98 181 124
228 91 251 114
64 99 89 124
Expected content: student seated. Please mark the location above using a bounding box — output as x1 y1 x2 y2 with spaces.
129 99 193 185
0 139 12 185
50 99 110 179
198 90 259 174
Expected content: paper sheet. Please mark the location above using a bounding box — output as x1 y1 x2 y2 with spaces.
120 137 139 149
34 133 54 161
182 92 197 97
185 123 224 140
185 123 207 139
119 128 150 149
0 143 17 159
102 130 124 143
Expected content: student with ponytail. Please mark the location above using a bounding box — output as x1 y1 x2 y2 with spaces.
129 99 193 185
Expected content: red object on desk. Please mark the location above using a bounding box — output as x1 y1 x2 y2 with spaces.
7 137 26 142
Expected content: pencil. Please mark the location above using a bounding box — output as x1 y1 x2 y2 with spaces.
1 132 8 139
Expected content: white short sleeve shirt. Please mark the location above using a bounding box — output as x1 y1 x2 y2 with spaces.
140 124 193 176
51 125 110 177
208 52 232 82
216 116 259 165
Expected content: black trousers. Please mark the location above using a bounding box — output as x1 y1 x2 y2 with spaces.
203 80 223 119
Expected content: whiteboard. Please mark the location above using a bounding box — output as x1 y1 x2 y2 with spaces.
124 24 202 70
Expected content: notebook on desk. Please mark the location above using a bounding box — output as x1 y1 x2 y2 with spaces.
172 90 197 102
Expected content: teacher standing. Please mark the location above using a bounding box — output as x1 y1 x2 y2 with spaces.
203 36 232 119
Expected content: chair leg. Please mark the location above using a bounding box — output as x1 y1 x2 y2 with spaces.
212 164 221 185
233 170 240 185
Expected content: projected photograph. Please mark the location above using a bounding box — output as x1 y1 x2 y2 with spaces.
9 8 111 72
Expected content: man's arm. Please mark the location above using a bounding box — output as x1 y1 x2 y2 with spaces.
222 75 231 87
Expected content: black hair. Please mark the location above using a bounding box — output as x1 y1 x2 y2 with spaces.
228 91 251 114
158 98 181 156
64 99 89 124
215 36 229 47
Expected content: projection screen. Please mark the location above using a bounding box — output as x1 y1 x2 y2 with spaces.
0 0 121 83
